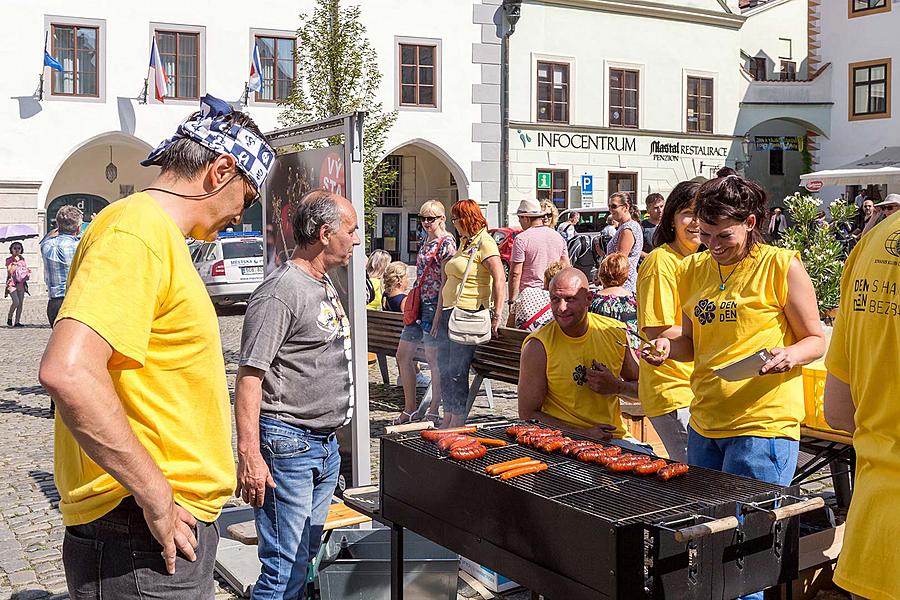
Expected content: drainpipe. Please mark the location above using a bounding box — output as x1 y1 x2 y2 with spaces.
500 0 522 227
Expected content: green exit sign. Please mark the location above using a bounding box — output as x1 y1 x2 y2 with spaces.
537 172 551 190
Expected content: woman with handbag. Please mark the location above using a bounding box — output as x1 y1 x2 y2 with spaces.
6 242 30 327
432 199 506 428
392 200 457 425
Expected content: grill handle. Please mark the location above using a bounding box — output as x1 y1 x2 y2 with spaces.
765 497 825 522
674 516 739 543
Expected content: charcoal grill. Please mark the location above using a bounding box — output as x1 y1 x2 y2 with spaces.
380 420 823 600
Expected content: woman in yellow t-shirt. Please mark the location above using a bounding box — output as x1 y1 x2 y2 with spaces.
432 199 506 428
365 250 390 310
645 168 825 492
636 180 701 462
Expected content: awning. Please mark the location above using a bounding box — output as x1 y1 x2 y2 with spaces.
799 146 900 186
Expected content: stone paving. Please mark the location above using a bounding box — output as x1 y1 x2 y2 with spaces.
0 297 841 599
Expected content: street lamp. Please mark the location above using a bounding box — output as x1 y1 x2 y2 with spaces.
500 0 523 226
105 146 118 183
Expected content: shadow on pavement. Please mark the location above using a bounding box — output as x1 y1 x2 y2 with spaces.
29 470 61 505
215 304 247 317
0 396 53 419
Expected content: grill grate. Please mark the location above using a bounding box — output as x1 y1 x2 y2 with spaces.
396 421 785 525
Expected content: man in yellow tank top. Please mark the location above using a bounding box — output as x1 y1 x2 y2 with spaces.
825 211 900 600
518 268 651 453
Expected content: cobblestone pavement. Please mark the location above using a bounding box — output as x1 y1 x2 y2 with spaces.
0 300 519 599
0 298 837 600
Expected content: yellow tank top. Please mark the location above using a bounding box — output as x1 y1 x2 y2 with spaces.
366 277 383 310
525 313 629 438
637 244 694 417
677 244 803 440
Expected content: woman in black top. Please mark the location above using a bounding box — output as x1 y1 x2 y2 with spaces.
382 261 409 312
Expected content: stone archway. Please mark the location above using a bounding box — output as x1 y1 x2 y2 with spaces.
42 132 157 224
373 140 469 262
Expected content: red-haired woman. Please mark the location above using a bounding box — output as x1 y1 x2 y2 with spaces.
432 200 506 428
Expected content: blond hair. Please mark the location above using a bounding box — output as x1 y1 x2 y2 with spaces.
418 200 446 217
383 261 408 293
543 260 566 289
541 200 559 229
365 250 391 278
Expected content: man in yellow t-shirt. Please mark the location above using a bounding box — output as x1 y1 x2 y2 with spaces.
518 268 650 452
824 212 900 600
39 95 274 597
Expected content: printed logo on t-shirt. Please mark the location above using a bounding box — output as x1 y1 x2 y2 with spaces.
572 364 588 386
694 298 738 325
317 301 349 339
884 229 900 259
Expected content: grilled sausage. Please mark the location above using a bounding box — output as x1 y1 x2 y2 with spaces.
421 426 477 442
633 459 667 475
489 459 543 475
449 444 487 460
537 436 569 452
499 462 549 480
657 463 690 480
561 441 596 456
485 457 534 475
506 425 540 437
600 445 622 457
576 448 607 462
448 437 481 452
437 435 469 451
606 454 642 471
473 437 509 447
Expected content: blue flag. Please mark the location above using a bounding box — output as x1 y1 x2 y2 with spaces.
44 50 63 72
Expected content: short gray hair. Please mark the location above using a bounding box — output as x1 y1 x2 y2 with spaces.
56 205 83 234
292 190 343 248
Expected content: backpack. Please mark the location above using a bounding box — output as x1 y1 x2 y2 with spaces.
11 262 30 284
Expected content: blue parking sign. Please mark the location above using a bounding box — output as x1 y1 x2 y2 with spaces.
581 174 593 195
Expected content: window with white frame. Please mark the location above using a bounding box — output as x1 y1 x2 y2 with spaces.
50 23 99 97
255 36 296 102
686 76 713 134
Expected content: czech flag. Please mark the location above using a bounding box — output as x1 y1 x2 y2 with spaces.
149 37 167 102
248 43 262 93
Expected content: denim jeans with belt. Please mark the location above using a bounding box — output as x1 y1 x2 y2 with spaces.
687 427 799 600
434 308 479 417
63 496 218 600
252 416 341 600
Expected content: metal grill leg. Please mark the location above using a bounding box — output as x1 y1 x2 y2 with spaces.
377 353 390 385
483 378 494 409
391 523 404 600
465 374 484 416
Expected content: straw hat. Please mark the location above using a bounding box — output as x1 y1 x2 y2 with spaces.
874 194 900 207
516 199 546 216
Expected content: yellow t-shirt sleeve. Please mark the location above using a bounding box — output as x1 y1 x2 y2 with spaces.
774 249 800 307
57 230 163 369
675 256 694 319
638 255 679 330
478 234 501 263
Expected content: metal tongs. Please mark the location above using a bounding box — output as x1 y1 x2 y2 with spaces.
618 328 664 358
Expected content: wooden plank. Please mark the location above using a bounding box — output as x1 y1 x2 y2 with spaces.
801 426 853 446
225 502 371 546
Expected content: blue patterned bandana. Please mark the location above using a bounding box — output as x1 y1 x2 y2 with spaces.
141 94 274 192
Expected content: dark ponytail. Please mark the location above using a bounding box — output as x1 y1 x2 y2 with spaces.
694 167 768 255
654 180 702 247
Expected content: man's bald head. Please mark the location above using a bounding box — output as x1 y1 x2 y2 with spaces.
550 267 589 293
548 268 591 333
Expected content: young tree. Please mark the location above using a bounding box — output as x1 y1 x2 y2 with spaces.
280 0 397 227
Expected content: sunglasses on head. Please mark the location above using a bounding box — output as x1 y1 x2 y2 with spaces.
418 215 440 223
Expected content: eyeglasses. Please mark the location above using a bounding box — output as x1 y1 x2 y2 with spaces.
418 215 440 223
608 203 623 210
241 177 261 211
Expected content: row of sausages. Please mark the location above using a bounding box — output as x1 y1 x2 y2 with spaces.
506 425 689 480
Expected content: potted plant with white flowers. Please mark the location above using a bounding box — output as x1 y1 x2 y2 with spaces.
776 193 858 323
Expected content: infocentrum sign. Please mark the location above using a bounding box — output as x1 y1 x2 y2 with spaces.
535 131 637 153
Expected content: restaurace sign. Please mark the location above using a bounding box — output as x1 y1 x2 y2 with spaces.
649 140 729 162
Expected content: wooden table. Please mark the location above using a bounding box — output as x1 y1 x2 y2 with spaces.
226 500 371 545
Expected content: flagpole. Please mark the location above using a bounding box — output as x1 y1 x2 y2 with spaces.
38 31 48 101
141 39 153 104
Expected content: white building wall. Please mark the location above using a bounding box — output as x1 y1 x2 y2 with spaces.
506 1 744 217
816 1 900 200
740 0 809 80
1 0 486 284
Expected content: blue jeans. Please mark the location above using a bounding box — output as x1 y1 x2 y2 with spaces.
435 308 478 416
252 417 341 600
687 427 799 600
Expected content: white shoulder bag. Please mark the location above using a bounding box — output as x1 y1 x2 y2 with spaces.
447 236 492 345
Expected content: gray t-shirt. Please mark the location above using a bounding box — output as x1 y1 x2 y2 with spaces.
239 262 354 431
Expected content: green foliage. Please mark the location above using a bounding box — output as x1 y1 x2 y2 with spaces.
279 0 397 228
777 193 858 314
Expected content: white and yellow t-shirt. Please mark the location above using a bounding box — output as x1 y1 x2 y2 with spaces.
441 228 500 310
55 193 234 526
637 243 694 418
826 213 900 600
525 313 630 438
677 244 803 440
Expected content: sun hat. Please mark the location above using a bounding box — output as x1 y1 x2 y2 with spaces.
516 199 546 216
874 194 900 207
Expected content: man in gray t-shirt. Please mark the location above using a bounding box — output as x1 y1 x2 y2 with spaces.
234 190 361 599
240 264 353 431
